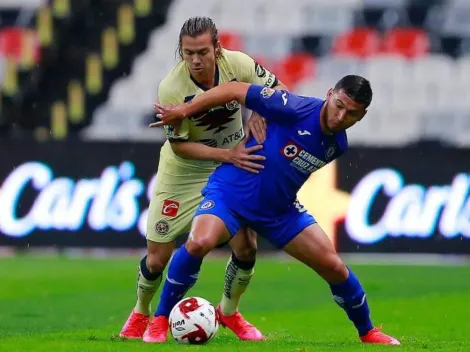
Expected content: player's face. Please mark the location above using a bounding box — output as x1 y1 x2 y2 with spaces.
181 33 218 79
325 89 367 132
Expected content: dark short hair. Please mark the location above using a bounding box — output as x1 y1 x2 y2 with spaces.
177 17 220 60
334 75 373 108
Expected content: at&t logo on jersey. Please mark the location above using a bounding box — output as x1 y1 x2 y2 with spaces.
161 199 180 217
281 141 326 175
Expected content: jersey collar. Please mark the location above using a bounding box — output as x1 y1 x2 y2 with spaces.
190 64 220 91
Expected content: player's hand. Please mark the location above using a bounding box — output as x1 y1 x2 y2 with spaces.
225 129 266 174
248 112 267 144
150 103 186 128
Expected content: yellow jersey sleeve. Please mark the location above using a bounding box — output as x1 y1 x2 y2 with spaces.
157 81 190 142
228 50 279 87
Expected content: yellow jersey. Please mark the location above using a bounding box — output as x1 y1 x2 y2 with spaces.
156 49 278 185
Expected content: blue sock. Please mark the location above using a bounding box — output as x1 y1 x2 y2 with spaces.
154 245 202 317
329 268 374 336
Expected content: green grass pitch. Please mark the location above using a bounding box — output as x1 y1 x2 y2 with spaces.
1 255 469 352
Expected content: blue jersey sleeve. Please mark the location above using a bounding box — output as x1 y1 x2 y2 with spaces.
245 85 317 124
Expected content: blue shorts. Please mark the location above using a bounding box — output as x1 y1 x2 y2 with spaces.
194 193 316 249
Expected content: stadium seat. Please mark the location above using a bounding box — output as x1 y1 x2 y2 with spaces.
274 53 315 88
456 56 470 84
382 27 430 58
459 38 470 56
218 31 243 51
438 35 464 58
406 4 429 28
0 28 39 65
362 0 407 7
300 5 354 36
82 0 470 148
332 28 380 57
315 56 363 81
362 54 409 86
420 109 463 145
243 34 292 59
408 54 455 85
295 79 332 98
441 5 470 37
453 110 470 147
216 0 259 33
423 4 445 34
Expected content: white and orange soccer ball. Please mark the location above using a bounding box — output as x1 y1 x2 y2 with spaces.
169 296 219 344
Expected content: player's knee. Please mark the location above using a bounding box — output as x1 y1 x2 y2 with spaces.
232 247 257 262
322 254 348 283
146 253 168 273
186 236 216 258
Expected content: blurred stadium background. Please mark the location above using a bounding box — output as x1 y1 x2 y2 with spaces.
2 1 470 351
1 0 470 258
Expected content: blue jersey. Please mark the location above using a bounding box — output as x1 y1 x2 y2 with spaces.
202 85 348 219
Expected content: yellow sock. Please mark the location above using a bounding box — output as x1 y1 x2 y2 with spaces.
219 255 254 316
134 258 162 315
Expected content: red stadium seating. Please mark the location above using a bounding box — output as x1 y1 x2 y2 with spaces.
219 30 244 51
0 27 40 64
382 27 430 58
274 53 315 88
332 27 380 58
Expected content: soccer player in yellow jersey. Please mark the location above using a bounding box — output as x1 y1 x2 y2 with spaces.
120 17 287 343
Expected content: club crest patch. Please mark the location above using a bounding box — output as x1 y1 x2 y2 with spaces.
155 220 170 235
199 200 215 210
260 87 275 99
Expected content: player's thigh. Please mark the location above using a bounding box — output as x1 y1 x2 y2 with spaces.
283 223 348 283
145 183 203 244
188 195 242 256
252 204 317 250
228 227 258 261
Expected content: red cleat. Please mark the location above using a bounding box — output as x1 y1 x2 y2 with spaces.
142 315 169 343
216 305 264 341
119 310 149 339
360 327 401 345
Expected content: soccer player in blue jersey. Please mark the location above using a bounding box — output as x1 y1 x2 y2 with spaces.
151 75 401 345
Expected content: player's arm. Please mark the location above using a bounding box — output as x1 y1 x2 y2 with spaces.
154 82 306 126
169 140 229 162
170 138 265 174
156 83 265 173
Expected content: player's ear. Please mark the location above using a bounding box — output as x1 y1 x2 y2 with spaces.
326 88 333 99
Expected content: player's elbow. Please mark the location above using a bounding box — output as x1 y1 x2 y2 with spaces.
224 82 250 104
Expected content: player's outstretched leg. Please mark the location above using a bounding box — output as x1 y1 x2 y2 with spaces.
218 227 264 341
283 223 400 345
143 214 231 343
120 240 174 339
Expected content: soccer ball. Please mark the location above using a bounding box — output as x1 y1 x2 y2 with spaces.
169 296 219 344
